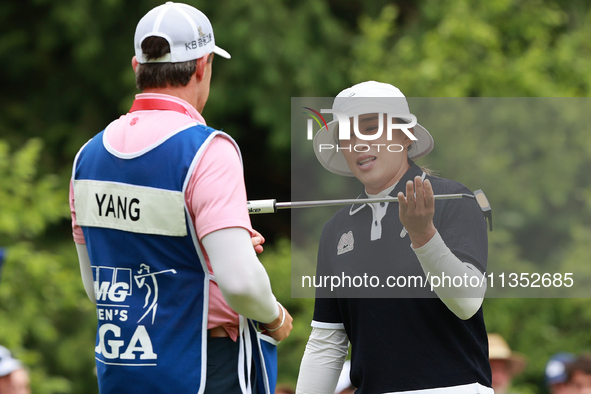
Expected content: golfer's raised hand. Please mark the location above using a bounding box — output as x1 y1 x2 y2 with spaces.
251 229 265 254
398 176 437 249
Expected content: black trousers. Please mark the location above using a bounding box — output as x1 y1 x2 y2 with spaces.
204 331 257 394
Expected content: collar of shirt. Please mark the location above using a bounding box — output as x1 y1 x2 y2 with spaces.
133 93 207 125
349 164 426 240
366 183 397 240
366 183 398 199
104 93 208 156
349 163 425 216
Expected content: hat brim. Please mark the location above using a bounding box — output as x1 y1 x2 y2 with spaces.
213 45 231 59
313 119 434 177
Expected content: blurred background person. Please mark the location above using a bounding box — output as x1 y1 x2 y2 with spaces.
276 385 295 394
0 345 21 394
567 355 591 394
488 333 526 394
0 345 30 394
9 368 30 394
545 352 575 394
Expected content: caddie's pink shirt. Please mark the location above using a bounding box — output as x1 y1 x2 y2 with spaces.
70 93 251 341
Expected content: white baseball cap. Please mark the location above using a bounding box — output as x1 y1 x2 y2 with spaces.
134 2 231 64
313 81 434 177
545 353 575 386
0 346 21 377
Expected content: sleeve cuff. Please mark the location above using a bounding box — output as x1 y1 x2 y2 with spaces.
412 230 444 255
311 321 345 330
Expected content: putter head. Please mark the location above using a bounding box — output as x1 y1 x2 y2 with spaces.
474 189 492 231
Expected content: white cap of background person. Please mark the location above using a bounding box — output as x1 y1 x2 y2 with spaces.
134 2 231 64
313 81 434 177
545 352 575 388
0 346 21 377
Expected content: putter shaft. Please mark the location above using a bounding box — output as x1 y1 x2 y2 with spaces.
247 194 474 214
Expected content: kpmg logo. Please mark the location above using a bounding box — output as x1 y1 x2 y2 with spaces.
303 107 417 153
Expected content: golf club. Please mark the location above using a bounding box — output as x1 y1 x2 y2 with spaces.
248 189 492 230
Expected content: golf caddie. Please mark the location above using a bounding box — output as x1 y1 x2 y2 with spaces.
69 3 292 393
296 81 492 393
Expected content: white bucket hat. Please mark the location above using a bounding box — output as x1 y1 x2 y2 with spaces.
313 81 434 177
134 2 231 64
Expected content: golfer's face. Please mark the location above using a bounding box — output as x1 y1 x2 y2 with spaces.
340 113 411 194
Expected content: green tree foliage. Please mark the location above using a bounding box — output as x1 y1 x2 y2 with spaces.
0 139 96 393
350 0 591 96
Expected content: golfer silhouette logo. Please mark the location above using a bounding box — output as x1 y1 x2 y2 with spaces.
134 264 177 324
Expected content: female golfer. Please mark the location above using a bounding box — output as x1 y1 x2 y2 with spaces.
296 81 492 394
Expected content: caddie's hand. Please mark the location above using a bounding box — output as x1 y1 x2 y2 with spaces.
251 229 266 254
398 176 437 249
261 303 293 342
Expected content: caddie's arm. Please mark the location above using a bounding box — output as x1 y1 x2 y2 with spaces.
75 243 96 303
202 227 293 341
